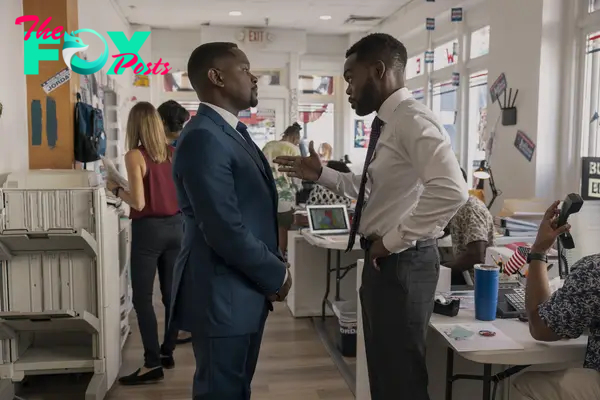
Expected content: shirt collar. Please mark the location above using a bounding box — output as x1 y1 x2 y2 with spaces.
202 102 240 130
377 87 412 123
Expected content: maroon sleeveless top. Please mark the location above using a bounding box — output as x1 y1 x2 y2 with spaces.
129 145 179 220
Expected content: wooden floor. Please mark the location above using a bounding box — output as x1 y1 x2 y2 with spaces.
17 295 354 400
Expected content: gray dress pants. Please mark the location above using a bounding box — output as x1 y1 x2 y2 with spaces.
360 243 440 400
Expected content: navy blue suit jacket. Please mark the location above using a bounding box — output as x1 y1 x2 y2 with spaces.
171 104 286 337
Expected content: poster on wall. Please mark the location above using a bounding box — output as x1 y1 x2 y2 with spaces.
354 119 371 148
580 157 600 200
514 130 535 161
133 74 150 87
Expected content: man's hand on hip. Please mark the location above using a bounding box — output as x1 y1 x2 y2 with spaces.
369 237 390 271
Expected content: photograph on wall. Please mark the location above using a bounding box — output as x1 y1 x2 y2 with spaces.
354 119 371 148
133 74 150 87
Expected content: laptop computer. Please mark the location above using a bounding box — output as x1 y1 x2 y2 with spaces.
306 204 351 241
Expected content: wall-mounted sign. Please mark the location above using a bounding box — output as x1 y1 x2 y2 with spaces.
490 72 507 103
426 18 435 30
451 8 463 22
248 29 265 42
41 67 71 94
424 51 434 64
581 157 600 200
452 72 460 87
514 130 535 162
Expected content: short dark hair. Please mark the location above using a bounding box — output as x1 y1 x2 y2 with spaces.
157 100 190 133
327 160 351 174
345 33 407 73
187 42 238 93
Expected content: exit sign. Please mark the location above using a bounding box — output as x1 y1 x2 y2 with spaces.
581 157 600 200
248 30 265 42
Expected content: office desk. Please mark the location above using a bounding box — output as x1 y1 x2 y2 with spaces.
355 259 587 400
300 230 362 319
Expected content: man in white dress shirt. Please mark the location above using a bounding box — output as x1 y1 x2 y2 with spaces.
275 33 468 399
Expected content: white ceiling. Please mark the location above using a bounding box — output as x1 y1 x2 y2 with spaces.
114 0 412 34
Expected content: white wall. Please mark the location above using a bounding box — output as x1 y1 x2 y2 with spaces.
78 0 133 95
0 0 29 174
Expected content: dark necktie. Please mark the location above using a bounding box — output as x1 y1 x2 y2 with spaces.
346 116 384 252
236 121 255 148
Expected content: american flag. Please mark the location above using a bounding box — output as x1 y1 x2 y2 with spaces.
504 246 531 275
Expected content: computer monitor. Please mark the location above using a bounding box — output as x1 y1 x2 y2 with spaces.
306 205 350 235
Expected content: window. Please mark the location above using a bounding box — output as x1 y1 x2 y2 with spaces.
353 113 376 148
411 88 425 104
163 71 193 92
298 103 334 156
433 40 458 71
406 53 424 80
467 71 488 186
299 75 334 95
580 31 600 156
254 69 282 86
470 26 490 59
431 81 458 152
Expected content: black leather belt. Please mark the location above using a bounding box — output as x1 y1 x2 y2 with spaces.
360 237 437 251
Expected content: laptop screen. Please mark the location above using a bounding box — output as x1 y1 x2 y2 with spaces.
308 206 349 232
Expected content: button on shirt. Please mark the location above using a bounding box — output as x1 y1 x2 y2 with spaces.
202 102 289 288
317 88 468 254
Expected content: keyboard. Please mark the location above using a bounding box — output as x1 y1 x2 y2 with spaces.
504 287 525 313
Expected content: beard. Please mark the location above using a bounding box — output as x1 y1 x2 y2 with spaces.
354 76 379 116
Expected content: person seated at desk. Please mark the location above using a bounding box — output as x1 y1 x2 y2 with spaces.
305 160 352 208
512 200 600 399
444 168 495 285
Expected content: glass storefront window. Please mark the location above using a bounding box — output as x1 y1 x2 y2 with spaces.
470 26 490 59
468 71 488 186
298 103 335 158
431 81 458 152
406 53 424 80
299 75 334 95
433 40 458 71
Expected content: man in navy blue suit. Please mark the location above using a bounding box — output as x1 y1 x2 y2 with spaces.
171 42 292 399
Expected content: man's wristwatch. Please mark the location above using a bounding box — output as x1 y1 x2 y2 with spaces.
527 252 548 263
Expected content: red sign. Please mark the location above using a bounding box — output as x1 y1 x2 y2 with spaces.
248 30 264 42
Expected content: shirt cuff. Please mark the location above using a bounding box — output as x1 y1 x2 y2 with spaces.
316 166 337 187
280 268 289 291
382 231 411 254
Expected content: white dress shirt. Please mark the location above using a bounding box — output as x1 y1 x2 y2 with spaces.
202 102 289 288
318 88 468 254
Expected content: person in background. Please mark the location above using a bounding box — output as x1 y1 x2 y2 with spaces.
306 160 352 208
157 100 190 147
512 200 600 399
262 122 302 258
108 102 181 385
444 168 495 285
318 142 332 161
157 100 193 346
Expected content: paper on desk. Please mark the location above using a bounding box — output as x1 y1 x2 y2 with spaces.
101 156 129 191
432 322 523 352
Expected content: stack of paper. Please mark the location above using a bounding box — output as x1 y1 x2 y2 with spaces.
101 156 129 191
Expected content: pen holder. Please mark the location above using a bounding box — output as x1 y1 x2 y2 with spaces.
433 298 460 317
502 107 517 126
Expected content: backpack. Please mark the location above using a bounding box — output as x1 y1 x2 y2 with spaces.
74 93 106 164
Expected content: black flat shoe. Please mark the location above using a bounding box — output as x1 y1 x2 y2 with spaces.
118 367 164 385
161 354 175 369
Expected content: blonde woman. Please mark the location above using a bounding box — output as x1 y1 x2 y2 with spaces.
107 102 181 385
